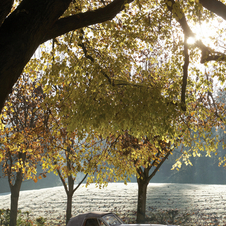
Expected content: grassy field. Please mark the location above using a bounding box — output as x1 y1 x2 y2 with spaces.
1 183 226 225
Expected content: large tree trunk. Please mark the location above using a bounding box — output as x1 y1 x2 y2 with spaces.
136 178 148 223
0 0 72 112
9 171 23 226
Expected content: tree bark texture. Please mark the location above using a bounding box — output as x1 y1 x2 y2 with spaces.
66 175 74 225
136 178 148 224
9 171 23 226
66 191 73 225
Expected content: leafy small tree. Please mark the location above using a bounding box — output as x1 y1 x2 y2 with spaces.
0 74 56 226
104 132 174 223
49 130 104 225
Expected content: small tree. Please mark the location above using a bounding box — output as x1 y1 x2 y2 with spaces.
0 74 56 226
104 132 174 223
49 130 104 225
56 142 88 225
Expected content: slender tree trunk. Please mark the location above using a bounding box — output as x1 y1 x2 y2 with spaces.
9 171 23 226
136 178 148 223
66 191 73 225
66 175 74 225
65 173 88 225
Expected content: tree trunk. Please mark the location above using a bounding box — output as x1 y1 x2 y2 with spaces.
66 191 73 225
0 0 72 112
136 178 148 223
9 171 23 226
66 174 74 225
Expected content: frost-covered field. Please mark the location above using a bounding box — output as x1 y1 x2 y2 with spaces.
1 183 226 225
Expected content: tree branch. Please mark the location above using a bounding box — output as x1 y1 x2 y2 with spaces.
199 0 226 21
136 167 145 179
73 173 88 193
181 39 189 111
165 0 194 37
78 29 112 85
200 51 226 63
57 168 69 195
165 0 226 111
0 0 73 112
42 0 134 42
0 0 13 26
165 0 226 64
147 149 172 182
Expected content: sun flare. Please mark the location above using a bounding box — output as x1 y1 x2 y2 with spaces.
186 20 222 48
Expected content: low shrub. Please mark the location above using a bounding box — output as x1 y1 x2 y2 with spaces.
0 209 46 226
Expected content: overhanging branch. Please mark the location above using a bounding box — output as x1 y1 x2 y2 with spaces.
43 0 134 42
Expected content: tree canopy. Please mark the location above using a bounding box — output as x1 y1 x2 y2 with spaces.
0 0 226 108
1 0 226 163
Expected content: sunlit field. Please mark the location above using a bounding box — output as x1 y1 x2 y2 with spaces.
1 183 226 225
